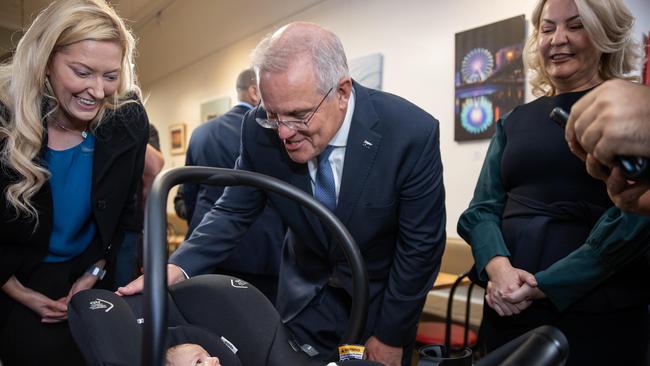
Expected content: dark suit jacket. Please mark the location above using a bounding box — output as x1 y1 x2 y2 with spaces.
0 101 149 288
170 82 446 346
183 104 284 275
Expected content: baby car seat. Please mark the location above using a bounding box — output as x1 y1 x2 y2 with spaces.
69 275 381 366
69 166 570 366
69 166 380 366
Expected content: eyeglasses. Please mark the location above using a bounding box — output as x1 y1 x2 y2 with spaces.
256 87 333 131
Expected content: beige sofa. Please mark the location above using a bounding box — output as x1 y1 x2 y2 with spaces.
421 237 484 327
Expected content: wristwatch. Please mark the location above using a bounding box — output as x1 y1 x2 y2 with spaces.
86 265 107 280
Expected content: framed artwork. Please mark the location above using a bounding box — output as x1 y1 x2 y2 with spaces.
200 97 231 123
350 53 384 90
643 32 650 85
454 15 526 141
169 123 187 155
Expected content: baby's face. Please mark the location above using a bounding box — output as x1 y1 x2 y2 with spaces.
166 344 221 366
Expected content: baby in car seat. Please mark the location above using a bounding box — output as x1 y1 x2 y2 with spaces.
166 343 221 366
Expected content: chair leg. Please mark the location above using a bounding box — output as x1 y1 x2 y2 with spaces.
471 309 488 360
463 282 475 347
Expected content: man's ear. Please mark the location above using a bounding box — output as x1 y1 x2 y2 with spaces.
337 77 352 108
248 85 260 105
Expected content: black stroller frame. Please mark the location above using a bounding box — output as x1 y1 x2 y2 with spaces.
69 166 571 366
142 167 370 366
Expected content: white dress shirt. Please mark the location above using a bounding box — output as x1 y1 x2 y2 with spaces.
307 87 356 203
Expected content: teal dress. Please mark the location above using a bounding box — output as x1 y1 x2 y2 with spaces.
458 90 650 366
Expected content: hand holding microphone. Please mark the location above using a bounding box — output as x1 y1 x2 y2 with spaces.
557 80 650 214
550 107 650 183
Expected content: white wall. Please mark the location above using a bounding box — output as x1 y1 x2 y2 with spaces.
142 0 650 234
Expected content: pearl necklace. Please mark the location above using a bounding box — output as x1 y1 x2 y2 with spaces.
50 119 89 139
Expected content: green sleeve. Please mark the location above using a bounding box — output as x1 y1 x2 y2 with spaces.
537 207 650 311
457 120 510 282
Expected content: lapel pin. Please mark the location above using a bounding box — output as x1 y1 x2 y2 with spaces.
362 140 373 149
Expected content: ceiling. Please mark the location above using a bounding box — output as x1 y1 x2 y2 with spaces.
0 0 325 85
0 0 160 30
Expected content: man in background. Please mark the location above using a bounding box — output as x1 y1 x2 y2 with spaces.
181 69 285 301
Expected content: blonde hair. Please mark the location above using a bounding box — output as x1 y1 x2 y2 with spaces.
523 0 640 96
0 0 140 219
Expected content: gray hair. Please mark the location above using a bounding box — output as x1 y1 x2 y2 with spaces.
251 23 349 95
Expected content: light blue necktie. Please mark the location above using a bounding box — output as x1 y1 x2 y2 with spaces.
314 145 336 212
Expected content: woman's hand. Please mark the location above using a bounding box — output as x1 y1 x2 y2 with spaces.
484 256 537 316
65 259 106 304
2 276 68 323
30 293 69 323
65 272 99 305
502 283 546 304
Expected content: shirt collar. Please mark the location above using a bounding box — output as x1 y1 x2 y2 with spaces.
235 101 255 110
329 86 355 147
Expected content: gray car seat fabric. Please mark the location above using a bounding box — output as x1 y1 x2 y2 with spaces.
69 275 382 366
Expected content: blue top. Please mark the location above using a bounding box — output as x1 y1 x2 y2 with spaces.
43 134 97 262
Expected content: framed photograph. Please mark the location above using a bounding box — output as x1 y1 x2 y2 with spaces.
643 32 650 85
454 15 526 141
349 53 384 90
200 97 231 123
169 123 187 155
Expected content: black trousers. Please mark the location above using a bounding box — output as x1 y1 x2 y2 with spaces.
481 301 649 366
0 260 89 366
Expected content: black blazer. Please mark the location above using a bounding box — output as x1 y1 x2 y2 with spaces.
183 104 285 275
170 82 446 346
0 101 149 287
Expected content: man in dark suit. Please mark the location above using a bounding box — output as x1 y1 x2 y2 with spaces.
180 69 285 302
119 22 446 366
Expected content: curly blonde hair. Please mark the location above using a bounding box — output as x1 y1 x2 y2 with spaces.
523 0 640 96
0 0 141 219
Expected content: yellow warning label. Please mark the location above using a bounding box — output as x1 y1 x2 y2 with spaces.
338 344 365 361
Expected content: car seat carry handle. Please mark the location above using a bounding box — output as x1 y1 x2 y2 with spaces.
474 325 569 366
143 167 369 366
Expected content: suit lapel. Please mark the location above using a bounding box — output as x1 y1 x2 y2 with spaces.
269 82 384 253
336 83 381 227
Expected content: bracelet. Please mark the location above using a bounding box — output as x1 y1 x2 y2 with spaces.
86 265 107 280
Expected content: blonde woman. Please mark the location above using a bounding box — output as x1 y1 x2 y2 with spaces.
458 0 649 364
0 0 148 364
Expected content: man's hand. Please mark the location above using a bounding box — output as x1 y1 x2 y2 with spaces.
364 336 402 366
116 264 187 296
605 166 650 215
564 80 650 214
484 256 537 316
566 79 650 166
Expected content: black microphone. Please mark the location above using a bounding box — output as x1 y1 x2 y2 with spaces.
550 107 650 183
